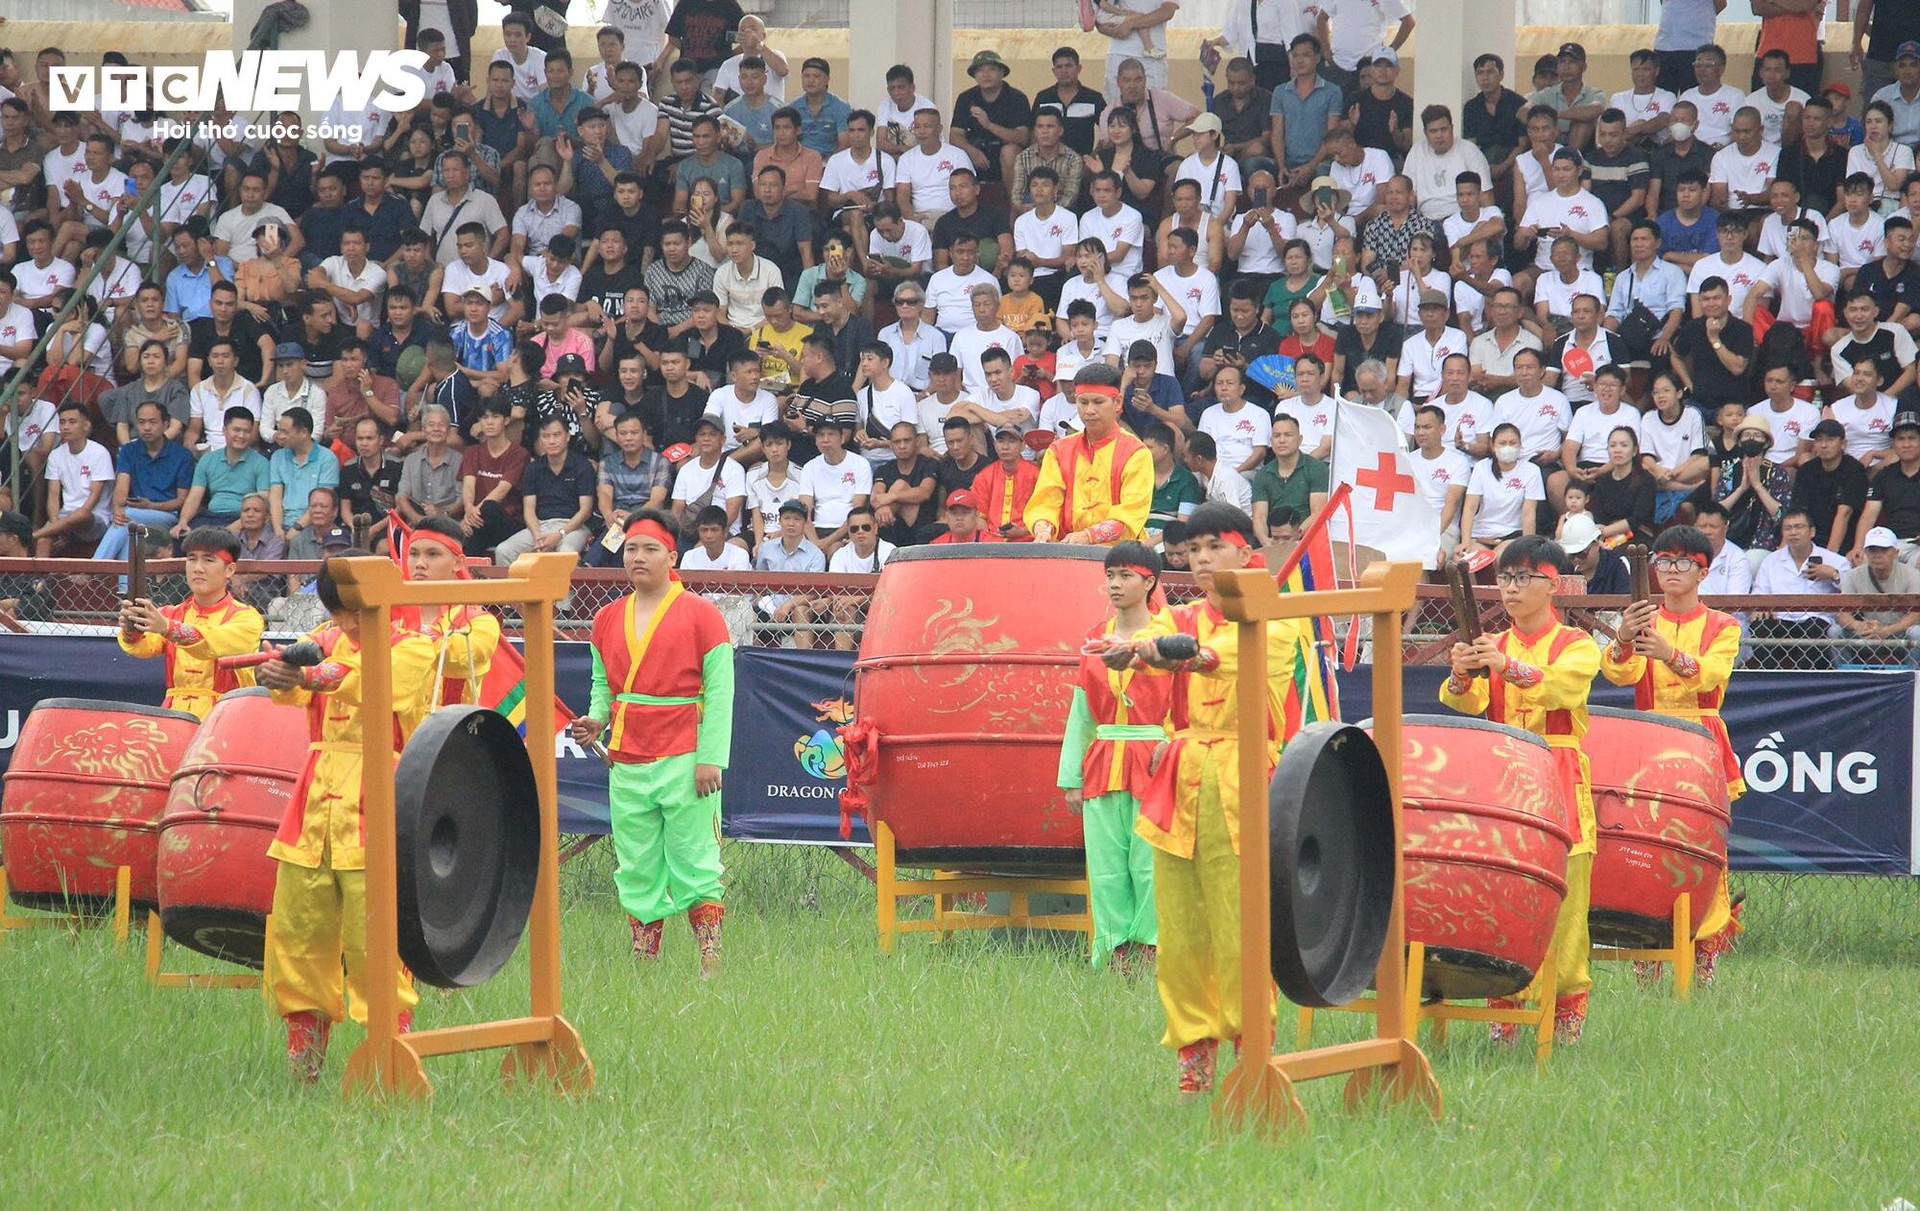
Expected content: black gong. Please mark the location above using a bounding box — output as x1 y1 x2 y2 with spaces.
1267 722 1396 1008
393 705 541 988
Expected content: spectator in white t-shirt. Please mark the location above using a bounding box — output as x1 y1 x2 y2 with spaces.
1184 429 1253 511
1459 422 1546 556
894 108 967 222
32 402 113 555
1103 273 1186 378
797 417 874 555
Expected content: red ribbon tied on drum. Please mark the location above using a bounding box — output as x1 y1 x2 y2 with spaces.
837 717 882 840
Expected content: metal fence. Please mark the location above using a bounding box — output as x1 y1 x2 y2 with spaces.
7 556 1916 671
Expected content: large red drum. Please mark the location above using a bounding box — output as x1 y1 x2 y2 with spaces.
845 545 1110 871
1371 714 1575 1000
158 688 308 967
1585 706 1731 948
1 699 200 912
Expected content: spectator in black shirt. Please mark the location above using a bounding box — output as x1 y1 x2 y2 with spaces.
1562 513 1631 593
577 226 646 323
1462 54 1529 179
250 119 320 219
642 347 709 449
663 0 744 80
600 283 668 390
870 420 941 546
1775 98 1848 215
935 416 990 503
1793 419 1870 553
1033 46 1107 156
1333 301 1402 396
522 353 601 457
1210 58 1275 175
338 416 402 535
1644 102 1715 218
735 165 815 288
1852 412 1920 562
932 168 1015 272
369 286 442 382
1851 216 1920 331
952 50 1033 184
1670 277 1756 409
814 280 876 375
188 283 275 388
681 290 747 389
1349 50 1414 162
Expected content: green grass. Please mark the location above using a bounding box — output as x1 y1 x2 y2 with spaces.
3 848 1918 1207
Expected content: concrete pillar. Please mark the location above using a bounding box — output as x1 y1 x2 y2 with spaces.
1411 0 1516 124
845 0 954 118
228 0 403 125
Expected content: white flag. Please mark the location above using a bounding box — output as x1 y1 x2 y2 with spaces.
1329 399 1443 569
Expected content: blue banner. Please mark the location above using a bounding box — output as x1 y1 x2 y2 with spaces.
0 636 1911 873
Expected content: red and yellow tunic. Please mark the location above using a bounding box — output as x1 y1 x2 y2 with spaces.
1441 617 1600 855
117 593 265 720
972 457 1041 535
393 603 503 712
1136 603 1325 859
588 585 735 765
268 624 436 871
1599 604 1746 799
931 527 1007 544
1024 427 1154 544
1058 611 1177 797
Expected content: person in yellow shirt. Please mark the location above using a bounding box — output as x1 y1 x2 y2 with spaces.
257 555 437 1083
1110 502 1328 1094
1442 535 1601 1046
748 289 813 392
1601 523 1745 984
1024 363 1154 545
1058 541 1176 973
117 527 264 720
391 516 501 715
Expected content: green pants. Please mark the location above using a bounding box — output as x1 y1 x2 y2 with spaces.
1084 790 1157 966
609 753 724 924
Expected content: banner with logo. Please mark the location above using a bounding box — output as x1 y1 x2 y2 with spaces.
0 637 1909 871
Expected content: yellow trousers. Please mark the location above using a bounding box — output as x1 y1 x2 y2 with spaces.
1153 761 1244 1051
1520 851 1593 1004
1698 871 1732 941
265 860 418 1025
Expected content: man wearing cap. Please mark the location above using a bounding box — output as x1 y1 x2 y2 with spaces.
1025 364 1155 544
933 489 1007 544
952 50 1032 186
1560 512 1631 594
1398 288 1468 401
1866 43 1920 148
1791 417 1869 553
1526 42 1607 150
1852 412 1920 565
1603 522 1747 982
797 403 872 558
572 510 736 975
972 425 1043 540
260 341 322 438
1349 47 1415 159
1833 525 1920 666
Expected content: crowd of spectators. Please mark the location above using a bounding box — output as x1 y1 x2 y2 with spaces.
0 0 1918 661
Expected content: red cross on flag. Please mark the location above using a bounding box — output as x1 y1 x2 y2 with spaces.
1329 399 1444 568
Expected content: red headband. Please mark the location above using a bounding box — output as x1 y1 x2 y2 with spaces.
1120 563 1157 581
1656 550 1711 569
405 528 470 577
1075 384 1123 399
1534 564 1561 581
625 517 683 580
1220 530 1252 551
211 550 236 565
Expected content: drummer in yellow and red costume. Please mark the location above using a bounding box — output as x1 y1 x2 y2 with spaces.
570 510 735 976
117 527 264 720
1058 541 1176 975
1442 535 1601 1045
1024 363 1153 545
1105 502 1327 1094
257 554 438 1082
390 516 501 709
1601 523 1745 984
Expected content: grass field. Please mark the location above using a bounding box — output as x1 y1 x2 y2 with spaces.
3 845 1919 1207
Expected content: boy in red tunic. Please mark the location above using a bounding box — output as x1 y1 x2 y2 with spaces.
571 510 736 975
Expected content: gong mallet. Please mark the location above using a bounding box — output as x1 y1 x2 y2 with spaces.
1623 543 1652 647
1446 558 1485 678
121 524 149 640
215 638 326 674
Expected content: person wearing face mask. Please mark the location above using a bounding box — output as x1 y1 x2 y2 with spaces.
1458 422 1544 559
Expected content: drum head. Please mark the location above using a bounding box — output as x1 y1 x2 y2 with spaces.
393 706 541 988
1268 722 1397 1008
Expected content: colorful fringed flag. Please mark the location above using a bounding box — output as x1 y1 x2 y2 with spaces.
1269 481 1351 721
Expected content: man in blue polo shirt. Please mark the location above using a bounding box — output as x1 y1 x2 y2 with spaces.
1269 35 1344 185
94 400 196 559
532 48 595 142
267 406 341 540
163 228 236 324
794 58 852 157
174 408 271 533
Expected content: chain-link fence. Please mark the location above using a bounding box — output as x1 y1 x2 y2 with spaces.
6 556 1920 671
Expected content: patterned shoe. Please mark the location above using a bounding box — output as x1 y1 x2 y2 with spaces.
629 916 663 960
1109 943 1134 978
1134 943 1156 972
1177 1039 1218 1095
1553 993 1588 1045
286 1011 331 1084
688 902 724 978
1694 937 1720 986
1633 960 1664 989
1487 998 1519 1045
397 1010 413 1036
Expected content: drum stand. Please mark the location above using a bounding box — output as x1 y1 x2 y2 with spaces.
1211 562 1442 1139
0 867 133 947
1589 891 1697 1002
331 553 593 1101
1295 943 1564 1068
142 911 274 991
871 821 1094 954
